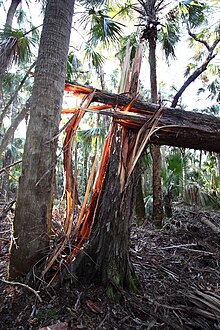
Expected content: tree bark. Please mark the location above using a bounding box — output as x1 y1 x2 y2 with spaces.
9 0 75 278
135 171 146 226
147 24 164 227
73 125 137 298
64 82 220 153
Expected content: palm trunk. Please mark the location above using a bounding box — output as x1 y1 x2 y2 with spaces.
9 0 75 278
148 27 164 228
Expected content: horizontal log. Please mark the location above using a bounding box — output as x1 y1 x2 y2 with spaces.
65 82 220 153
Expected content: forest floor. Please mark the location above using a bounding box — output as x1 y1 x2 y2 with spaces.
0 207 220 330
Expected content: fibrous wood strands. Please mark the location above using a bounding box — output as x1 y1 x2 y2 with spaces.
186 290 220 321
41 81 220 282
63 82 220 153
41 83 162 282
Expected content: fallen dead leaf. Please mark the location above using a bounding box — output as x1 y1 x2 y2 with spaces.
38 321 68 330
85 299 103 314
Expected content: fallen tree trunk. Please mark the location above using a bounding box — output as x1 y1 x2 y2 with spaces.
65 82 220 153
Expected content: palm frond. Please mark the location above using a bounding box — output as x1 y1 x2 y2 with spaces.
89 9 124 46
84 43 105 69
0 27 37 74
111 1 134 19
66 51 82 80
159 21 180 60
77 126 105 139
184 183 220 209
115 32 138 64
78 0 107 8
178 1 207 27
15 7 28 26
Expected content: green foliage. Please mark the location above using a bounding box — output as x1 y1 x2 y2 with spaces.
0 27 38 72
78 0 108 8
89 9 124 46
15 8 28 26
159 21 180 60
84 44 105 69
66 51 82 80
79 8 124 46
184 62 197 77
184 182 220 209
111 1 134 19
115 32 138 64
109 68 119 90
178 1 207 27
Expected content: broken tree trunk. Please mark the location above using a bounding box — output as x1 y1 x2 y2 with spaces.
64 82 220 153
73 125 138 298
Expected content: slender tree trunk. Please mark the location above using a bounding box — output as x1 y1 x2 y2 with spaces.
9 0 75 278
171 50 219 108
5 0 21 28
1 149 12 200
0 0 21 127
136 172 145 226
148 29 164 228
0 98 30 158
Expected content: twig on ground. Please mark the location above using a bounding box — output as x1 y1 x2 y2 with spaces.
180 247 215 255
159 243 198 250
0 278 42 302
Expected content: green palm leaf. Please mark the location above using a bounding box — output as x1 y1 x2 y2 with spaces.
90 9 124 46
78 0 108 8
159 21 180 59
66 51 82 80
79 8 124 46
179 1 207 27
0 27 37 74
84 43 105 68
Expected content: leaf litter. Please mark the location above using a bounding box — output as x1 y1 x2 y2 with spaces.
0 207 220 329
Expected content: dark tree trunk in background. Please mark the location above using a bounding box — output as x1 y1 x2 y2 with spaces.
1 149 12 200
136 172 146 226
0 0 21 127
5 0 21 28
144 6 164 228
74 125 138 298
9 0 75 278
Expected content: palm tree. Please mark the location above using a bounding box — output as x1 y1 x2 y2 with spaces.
9 0 75 278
